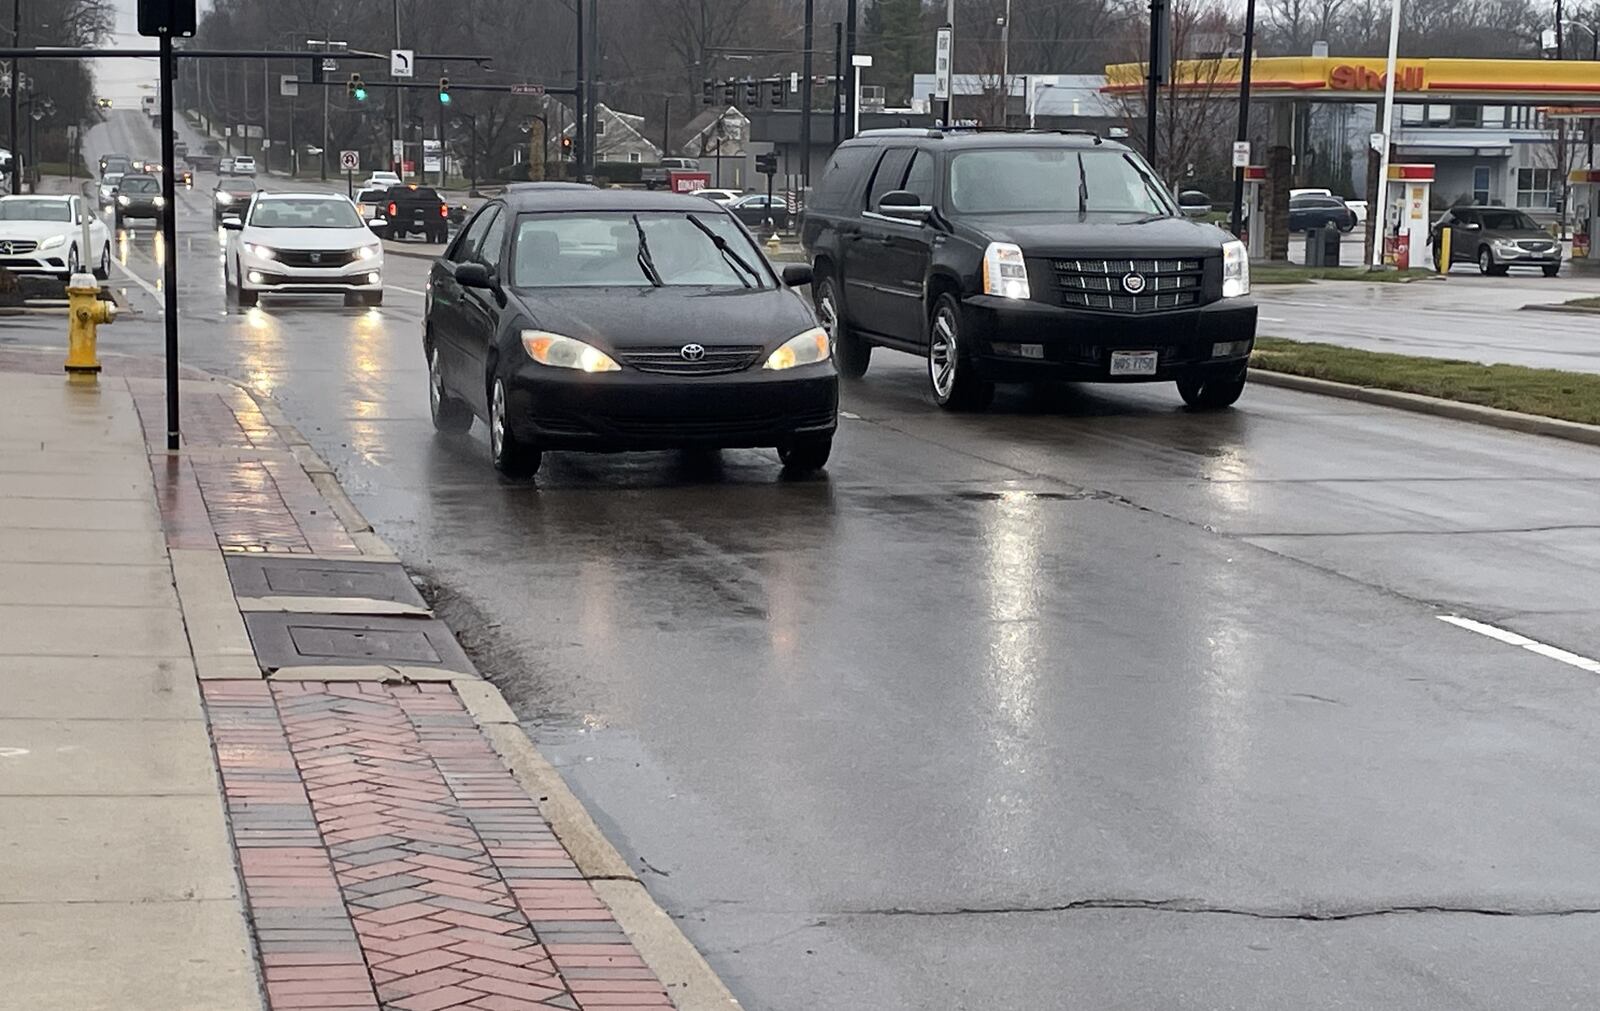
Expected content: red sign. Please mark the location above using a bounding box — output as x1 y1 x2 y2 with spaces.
1330 64 1424 92
669 171 712 194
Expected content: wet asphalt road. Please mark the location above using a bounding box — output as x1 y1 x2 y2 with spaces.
22 111 1600 1008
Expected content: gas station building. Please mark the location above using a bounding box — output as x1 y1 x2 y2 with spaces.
1103 56 1600 268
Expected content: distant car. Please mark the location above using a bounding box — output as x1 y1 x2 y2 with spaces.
423 189 836 477
362 171 402 191
114 174 166 229
220 157 235 175
98 173 123 210
1432 206 1562 277
0 194 112 280
1177 189 1212 219
231 156 257 177
101 154 130 178
727 192 790 231
696 188 743 204
1346 199 1369 225
1288 194 1357 233
213 178 258 224
221 192 384 307
642 157 701 190
178 166 194 188
355 188 390 233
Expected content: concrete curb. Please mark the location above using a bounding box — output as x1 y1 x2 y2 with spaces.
1519 302 1600 316
1250 368 1600 448
236 382 745 1010
382 243 444 263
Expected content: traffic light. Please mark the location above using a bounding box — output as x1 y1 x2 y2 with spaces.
722 81 736 106
769 78 784 107
348 74 367 102
438 77 451 105
560 135 574 159
743 79 759 106
702 80 714 106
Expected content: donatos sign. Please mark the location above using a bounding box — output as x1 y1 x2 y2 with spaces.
1329 64 1426 92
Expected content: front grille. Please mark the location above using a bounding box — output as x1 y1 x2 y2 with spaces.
1517 240 1556 252
607 408 835 439
0 240 39 255
616 345 764 376
1051 257 1205 313
274 248 361 268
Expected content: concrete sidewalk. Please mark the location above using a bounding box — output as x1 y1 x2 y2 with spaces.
0 350 731 1011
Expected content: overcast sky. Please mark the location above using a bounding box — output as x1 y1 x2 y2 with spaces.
93 0 215 107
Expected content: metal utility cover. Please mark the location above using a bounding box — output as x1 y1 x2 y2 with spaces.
244 613 475 672
226 556 428 608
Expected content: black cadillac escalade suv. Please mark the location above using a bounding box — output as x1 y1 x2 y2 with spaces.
801 129 1257 410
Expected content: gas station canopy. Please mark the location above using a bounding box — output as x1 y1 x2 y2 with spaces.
1104 56 1600 105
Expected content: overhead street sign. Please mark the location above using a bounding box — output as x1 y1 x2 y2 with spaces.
340 150 359 172
280 74 299 97
511 83 545 96
391 49 414 78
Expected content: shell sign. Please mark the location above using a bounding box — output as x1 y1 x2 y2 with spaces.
1329 64 1425 91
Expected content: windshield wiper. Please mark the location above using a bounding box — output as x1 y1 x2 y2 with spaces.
632 214 664 287
1077 154 1089 218
1123 155 1176 216
685 213 762 288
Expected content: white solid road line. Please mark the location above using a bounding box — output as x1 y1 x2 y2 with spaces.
388 285 428 297
113 259 164 306
1437 615 1600 674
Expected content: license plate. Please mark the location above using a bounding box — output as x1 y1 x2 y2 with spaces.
1110 351 1159 376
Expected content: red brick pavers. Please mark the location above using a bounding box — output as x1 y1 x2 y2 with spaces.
204 680 673 1011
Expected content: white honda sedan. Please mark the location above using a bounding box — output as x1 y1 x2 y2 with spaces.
0 195 112 281
222 192 384 307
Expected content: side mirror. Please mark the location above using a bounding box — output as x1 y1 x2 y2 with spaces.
220 217 244 230
781 263 813 288
454 262 496 289
877 190 933 222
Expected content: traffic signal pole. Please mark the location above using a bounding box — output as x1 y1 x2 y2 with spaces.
159 33 180 449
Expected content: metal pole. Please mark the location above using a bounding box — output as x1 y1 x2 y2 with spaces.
574 0 585 180
801 0 813 189
1001 0 1011 127
945 0 955 125
320 34 329 180
832 22 842 146
1146 0 1165 170
1369 0 1403 268
662 95 670 155
159 34 181 450
844 0 857 139
393 0 403 176
1228 0 1257 239
263 59 270 168
586 0 598 179
9 0 20 195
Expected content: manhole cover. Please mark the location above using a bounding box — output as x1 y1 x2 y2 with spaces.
244 613 475 672
227 557 427 607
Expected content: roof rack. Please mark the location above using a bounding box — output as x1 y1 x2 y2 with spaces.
857 125 1104 144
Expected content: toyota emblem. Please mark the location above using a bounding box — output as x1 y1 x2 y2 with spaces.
1121 272 1147 294
680 344 706 362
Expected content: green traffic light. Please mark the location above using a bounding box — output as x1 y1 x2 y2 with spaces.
439 92 451 105
354 87 368 101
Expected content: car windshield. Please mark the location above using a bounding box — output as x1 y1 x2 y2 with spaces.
121 177 159 194
510 211 768 289
102 175 123 188
103 159 129 173
0 199 70 221
948 148 1176 216
220 183 255 195
1480 210 1540 231
357 189 387 203
249 198 363 229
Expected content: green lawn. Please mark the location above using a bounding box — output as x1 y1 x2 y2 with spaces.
1561 296 1600 310
1252 265 1439 285
1251 337 1600 426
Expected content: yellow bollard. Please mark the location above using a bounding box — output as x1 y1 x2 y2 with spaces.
1438 226 1451 275
65 273 115 382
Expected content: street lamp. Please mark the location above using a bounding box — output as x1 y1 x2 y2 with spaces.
1027 79 1055 129
851 53 873 137
1369 0 1403 269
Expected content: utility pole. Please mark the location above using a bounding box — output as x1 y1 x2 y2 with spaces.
844 0 857 139
1228 0 1257 239
944 0 955 125
262 59 270 169
586 0 598 179
662 95 670 157
801 0 813 189
10 0 21 195
393 0 403 176
1146 0 1168 172
574 0 585 180
832 21 842 146
1369 0 1403 268
1000 0 1012 126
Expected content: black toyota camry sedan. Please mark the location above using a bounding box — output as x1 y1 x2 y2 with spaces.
424 189 837 478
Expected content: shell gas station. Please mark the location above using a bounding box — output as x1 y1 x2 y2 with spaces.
1104 55 1600 270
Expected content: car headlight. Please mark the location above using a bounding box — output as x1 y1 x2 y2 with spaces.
1222 239 1250 298
38 234 66 250
244 243 277 261
764 327 831 370
117 195 130 206
520 330 621 373
356 245 380 261
215 193 233 204
154 196 166 207
981 241 1030 299
1493 239 1521 251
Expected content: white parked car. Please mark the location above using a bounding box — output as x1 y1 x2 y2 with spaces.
696 188 743 204
1346 199 1369 225
220 157 235 175
231 156 257 177
0 194 112 281
362 171 401 191
221 192 384 307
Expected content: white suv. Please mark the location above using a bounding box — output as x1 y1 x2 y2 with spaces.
231 156 257 177
222 192 384 307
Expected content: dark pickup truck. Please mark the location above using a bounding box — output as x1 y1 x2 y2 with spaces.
378 184 450 242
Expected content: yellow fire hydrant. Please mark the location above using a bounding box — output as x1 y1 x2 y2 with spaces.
65 273 114 382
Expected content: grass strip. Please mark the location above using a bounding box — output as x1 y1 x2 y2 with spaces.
1251 336 1600 426
1252 265 1438 285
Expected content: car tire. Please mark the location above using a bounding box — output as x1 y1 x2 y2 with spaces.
927 292 993 411
814 274 869 379
66 245 80 276
1542 264 1560 278
428 347 474 434
94 244 111 281
1477 247 1508 276
1177 368 1248 410
778 435 832 473
1339 218 1356 233
489 376 541 478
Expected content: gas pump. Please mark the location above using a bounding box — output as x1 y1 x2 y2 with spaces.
1241 166 1267 259
1570 169 1600 267
1382 164 1435 270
